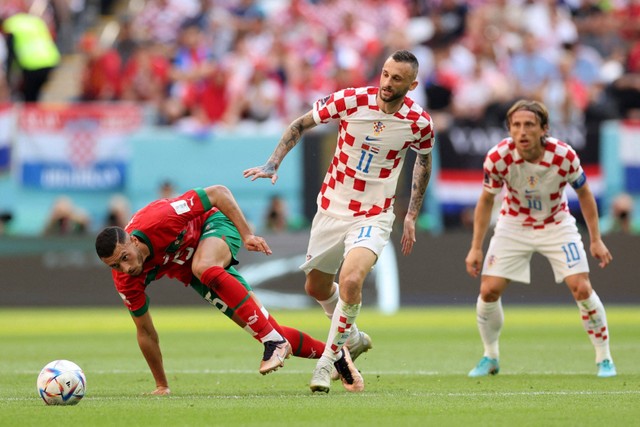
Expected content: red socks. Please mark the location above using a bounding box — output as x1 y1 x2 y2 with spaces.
201 266 274 342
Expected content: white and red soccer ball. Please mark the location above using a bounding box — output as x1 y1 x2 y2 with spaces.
36 360 86 405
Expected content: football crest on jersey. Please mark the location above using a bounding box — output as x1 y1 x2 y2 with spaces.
527 176 538 188
373 121 385 136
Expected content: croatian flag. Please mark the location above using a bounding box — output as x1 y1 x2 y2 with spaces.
619 121 640 193
15 104 142 190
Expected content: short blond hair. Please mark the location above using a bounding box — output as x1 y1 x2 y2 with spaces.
506 99 549 129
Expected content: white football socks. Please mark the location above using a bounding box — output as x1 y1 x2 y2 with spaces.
316 282 340 319
322 298 361 361
576 290 612 363
316 282 360 347
476 296 503 360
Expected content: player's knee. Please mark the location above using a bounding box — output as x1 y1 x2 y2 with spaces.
305 280 331 300
568 276 593 301
571 280 593 301
337 274 363 301
192 261 220 282
479 288 501 302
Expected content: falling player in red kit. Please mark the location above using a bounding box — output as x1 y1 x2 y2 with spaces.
95 185 342 395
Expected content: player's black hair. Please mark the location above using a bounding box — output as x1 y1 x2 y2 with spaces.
95 226 127 258
391 50 419 75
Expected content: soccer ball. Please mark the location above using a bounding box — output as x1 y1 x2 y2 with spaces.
36 360 86 405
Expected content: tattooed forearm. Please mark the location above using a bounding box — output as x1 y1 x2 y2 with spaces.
406 152 432 219
267 112 317 170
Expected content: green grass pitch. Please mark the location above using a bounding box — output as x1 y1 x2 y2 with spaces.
1 306 639 426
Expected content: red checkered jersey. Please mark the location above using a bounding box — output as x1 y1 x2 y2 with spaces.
483 137 585 229
112 188 218 314
312 87 435 219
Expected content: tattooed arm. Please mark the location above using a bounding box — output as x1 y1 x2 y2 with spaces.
400 152 432 256
243 111 318 184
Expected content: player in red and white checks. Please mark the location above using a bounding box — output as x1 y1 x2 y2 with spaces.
465 100 616 378
244 50 435 393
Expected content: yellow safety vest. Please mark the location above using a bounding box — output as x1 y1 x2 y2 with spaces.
3 13 60 70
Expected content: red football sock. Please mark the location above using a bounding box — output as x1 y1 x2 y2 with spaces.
201 266 275 342
268 316 324 359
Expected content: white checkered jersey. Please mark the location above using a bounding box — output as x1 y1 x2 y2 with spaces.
483 137 585 229
312 87 435 219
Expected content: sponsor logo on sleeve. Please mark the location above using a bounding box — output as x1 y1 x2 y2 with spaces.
171 200 190 215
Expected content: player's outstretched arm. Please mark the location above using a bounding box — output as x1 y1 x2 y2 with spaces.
204 185 272 255
575 183 612 268
243 111 317 184
465 190 495 278
401 152 432 255
132 311 171 395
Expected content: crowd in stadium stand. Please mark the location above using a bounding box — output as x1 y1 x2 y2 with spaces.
1 0 640 133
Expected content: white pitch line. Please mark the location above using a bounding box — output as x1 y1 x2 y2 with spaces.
5 390 640 403
7 369 637 376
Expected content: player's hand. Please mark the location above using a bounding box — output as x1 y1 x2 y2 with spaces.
590 239 612 268
243 164 279 185
465 248 483 278
244 234 273 255
148 386 171 396
400 216 417 255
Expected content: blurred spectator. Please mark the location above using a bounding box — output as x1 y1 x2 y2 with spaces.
133 0 194 47
264 194 288 233
574 5 624 61
43 196 90 235
229 0 267 37
0 210 13 236
508 31 557 101
104 193 131 228
610 73 640 119
602 193 639 235
158 180 177 199
78 31 122 101
231 61 283 126
429 0 469 46
423 43 459 121
613 0 640 42
522 0 577 57
0 32 8 102
161 18 218 127
114 14 138 69
298 0 357 38
452 50 510 124
120 40 171 106
1 12 60 102
544 51 588 125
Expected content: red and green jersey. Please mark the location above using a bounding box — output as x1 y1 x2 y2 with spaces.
112 188 218 315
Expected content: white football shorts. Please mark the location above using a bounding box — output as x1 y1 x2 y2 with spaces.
300 210 394 275
482 221 590 284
